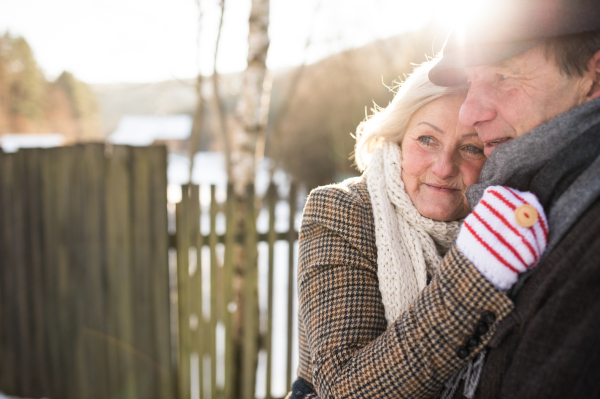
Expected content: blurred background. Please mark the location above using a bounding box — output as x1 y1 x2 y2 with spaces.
0 1 481 398
0 0 480 189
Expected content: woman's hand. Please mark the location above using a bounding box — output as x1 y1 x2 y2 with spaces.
456 186 549 290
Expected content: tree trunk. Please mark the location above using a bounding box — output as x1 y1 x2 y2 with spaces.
230 0 270 196
229 1 270 399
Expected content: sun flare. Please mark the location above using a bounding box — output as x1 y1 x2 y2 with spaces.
431 0 489 30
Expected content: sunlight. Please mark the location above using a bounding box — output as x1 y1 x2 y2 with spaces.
432 0 489 30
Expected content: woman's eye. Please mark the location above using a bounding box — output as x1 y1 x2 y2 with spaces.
464 145 484 155
418 136 435 146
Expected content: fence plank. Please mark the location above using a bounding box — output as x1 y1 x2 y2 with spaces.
39 148 64 397
0 152 18 395
148 146 175 399
131 147 160 399
14 149 35 397
105 145 138 399
286 182 298 392
177 185 192 399
11 150 33 396
0 151 7 392
188 184 203 399
55 146 86 399
22 148 50 396
209 185 218 399
223 183 236 399
242 185 259 399
265 184 277 399
80 144 109 399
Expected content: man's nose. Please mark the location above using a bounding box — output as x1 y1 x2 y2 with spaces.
459 85 496 128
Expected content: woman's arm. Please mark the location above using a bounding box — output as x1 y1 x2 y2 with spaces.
299 184 514 399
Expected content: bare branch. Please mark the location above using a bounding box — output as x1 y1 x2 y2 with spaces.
188 0 205 183
210 0 232 177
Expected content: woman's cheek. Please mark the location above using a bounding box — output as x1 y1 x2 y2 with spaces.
461 159 485 187
402 143 429 177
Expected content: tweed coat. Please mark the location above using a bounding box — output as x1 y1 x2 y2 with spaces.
291 175 513 399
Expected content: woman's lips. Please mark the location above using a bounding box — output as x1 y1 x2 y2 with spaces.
424 183 459 193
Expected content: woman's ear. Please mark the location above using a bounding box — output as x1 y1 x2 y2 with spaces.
585 49 600 102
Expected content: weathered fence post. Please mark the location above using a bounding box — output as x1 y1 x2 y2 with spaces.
177 185 192 399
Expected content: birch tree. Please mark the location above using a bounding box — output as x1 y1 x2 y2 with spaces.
229 1 271 398
230 0 270 195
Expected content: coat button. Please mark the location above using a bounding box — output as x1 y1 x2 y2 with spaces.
456 346 469 359
481 311 496 324
475 321 489 336
466 335 481 348
515 204 538 227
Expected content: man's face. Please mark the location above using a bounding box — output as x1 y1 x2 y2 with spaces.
459 44 590 157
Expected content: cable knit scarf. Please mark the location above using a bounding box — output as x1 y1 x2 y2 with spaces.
366 141 461 325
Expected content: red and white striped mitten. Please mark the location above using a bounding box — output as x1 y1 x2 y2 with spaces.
456 186 549 290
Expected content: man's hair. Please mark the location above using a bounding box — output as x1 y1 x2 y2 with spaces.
545 31 600 77
353 59 467 171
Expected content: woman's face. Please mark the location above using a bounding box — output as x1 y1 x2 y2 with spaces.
401 95 486 221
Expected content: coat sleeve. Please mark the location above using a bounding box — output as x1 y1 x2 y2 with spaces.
298 185 514 399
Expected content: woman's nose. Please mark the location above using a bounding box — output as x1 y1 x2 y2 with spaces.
430 150 458 180
459 84 497 128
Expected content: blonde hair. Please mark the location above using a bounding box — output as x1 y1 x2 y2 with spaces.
354 58 468 171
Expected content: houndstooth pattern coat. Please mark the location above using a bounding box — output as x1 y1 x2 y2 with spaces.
290 175 513 399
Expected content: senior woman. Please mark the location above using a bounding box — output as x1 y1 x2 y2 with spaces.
288 59 487 399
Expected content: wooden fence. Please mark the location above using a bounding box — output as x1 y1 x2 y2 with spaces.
0 144 173 399
174 182 299 399
0 143 300 399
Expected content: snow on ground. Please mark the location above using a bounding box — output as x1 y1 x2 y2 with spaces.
0 134 65 153
107 114 192 146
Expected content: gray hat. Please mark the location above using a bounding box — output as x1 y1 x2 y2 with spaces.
429 0 600 87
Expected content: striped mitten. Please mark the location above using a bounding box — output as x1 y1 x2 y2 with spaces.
456 186 549 290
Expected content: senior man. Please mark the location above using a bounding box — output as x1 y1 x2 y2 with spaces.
427 0 600 398
288 2 600 399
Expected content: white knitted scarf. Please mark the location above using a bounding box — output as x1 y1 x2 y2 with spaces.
366 141 461 325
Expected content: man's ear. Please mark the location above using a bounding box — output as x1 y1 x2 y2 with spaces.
585 49 600 102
